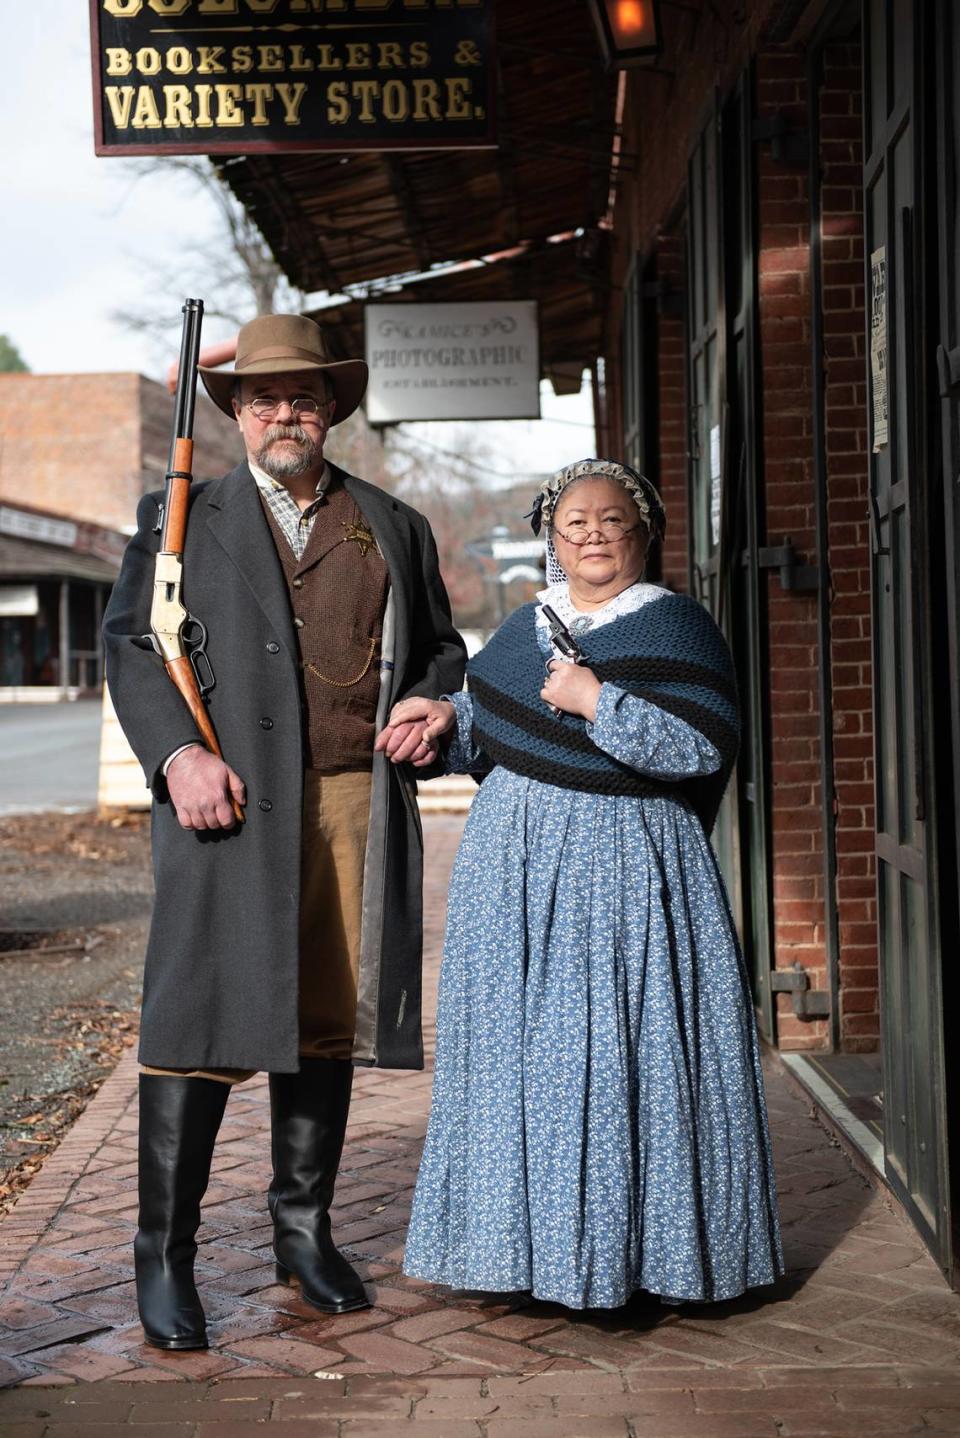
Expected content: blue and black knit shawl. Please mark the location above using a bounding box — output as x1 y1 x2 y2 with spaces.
467 594 739 833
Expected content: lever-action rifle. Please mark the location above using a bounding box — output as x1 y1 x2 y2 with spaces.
148 298 244 823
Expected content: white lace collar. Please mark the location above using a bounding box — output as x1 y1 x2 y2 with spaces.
535 579 669 640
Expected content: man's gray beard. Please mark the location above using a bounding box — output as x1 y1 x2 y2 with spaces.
255 424 324 480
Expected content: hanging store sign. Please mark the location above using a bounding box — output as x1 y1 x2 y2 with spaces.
0 508 79 549
365 301 540 423
89 0 494 156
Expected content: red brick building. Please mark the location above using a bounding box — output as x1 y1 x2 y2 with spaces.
588 0 960 1285
0 374 238 695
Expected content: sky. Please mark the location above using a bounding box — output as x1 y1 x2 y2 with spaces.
2 6 595 483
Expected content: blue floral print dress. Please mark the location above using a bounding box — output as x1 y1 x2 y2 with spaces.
403 583 783 1309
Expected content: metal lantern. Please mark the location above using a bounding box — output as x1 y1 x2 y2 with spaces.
587 0 663 68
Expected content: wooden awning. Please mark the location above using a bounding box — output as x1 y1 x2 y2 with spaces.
0 536 120 585
218 1 620 378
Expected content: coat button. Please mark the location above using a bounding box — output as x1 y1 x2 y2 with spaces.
259 717 274 730
266 641 280 654
292 577 304 589
258 798 273 812
293 616 305 629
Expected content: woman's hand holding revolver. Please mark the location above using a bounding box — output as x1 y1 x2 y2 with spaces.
540 661 603 722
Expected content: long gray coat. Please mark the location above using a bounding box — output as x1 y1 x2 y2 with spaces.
103 461 466 1072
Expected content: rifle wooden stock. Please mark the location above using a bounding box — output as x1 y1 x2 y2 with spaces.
152 300 244 825
161 443 193 553
165 655 225 756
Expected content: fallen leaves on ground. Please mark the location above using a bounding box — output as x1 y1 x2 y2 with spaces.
0 999 138 1218
0 809 149 863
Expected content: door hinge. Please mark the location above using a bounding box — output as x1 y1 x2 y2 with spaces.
937 343 960 398
756 542 818 592
868 493 890 556
642 279 684 319
753 110 809 167
770 962 831 1019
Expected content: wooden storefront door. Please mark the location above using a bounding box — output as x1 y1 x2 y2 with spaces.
687 83 774 1041
933 0 960 1287
864 0 952 1277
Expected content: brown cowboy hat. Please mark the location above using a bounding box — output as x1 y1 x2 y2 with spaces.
199 313 367 426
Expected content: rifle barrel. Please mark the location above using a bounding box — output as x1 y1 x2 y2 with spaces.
168 298 204 470
181 299 203 442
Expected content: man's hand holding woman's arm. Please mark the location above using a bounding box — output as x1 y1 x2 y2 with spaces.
374 697 457 768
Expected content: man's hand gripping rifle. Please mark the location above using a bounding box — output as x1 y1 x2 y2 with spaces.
148 298 244 823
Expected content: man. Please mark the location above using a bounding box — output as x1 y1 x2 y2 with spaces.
103 314 465 1352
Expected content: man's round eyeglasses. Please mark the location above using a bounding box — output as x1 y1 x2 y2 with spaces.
551 520 642 545
245 396 328 421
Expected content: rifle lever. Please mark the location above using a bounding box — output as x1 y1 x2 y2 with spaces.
182 616 215 698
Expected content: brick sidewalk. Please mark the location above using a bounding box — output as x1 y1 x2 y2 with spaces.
2 814 960 1435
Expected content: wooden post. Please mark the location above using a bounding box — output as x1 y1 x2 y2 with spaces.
58 579 70 697
93 585 105 689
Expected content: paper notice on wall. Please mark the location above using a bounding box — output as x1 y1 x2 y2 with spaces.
870 246 889 452
709 424 722 546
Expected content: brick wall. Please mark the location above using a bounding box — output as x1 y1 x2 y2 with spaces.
140 379 242 498
0 374 239 534
756 50 828 1051
601 9 880 1055
0 374 142 533
820 40 877 1051
616 1 792 246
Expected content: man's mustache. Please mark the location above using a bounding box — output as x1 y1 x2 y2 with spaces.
263 424 309 445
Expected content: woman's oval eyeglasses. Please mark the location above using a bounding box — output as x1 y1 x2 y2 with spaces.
551 520 643 545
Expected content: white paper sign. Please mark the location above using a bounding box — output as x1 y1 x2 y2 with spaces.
0 585 39 617
365 301 541 423
870 246 888 452
709 423 722 547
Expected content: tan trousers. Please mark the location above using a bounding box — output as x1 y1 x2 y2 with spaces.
143 769 372 1085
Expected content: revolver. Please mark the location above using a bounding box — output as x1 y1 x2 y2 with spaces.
541 604 588 716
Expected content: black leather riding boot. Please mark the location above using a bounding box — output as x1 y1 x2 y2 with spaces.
134 1075 230 1350
268 1058 369 1314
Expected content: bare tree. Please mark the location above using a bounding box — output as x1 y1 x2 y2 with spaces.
112 156 305 342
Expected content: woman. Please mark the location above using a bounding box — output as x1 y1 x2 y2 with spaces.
376 459 783 1309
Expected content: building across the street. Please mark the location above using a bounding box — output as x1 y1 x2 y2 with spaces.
0 373 238 699
0 501 123 698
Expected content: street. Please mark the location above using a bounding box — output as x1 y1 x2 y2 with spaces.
0 703 101 817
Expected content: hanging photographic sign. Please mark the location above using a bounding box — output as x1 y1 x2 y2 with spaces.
365 301 541 423
89 0 494 156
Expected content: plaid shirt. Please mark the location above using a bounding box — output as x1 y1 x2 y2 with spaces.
249 460 331 561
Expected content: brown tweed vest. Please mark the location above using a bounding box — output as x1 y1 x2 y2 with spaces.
260 480 389 772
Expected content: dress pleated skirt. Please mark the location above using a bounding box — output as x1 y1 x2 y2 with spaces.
403 765 784 1309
